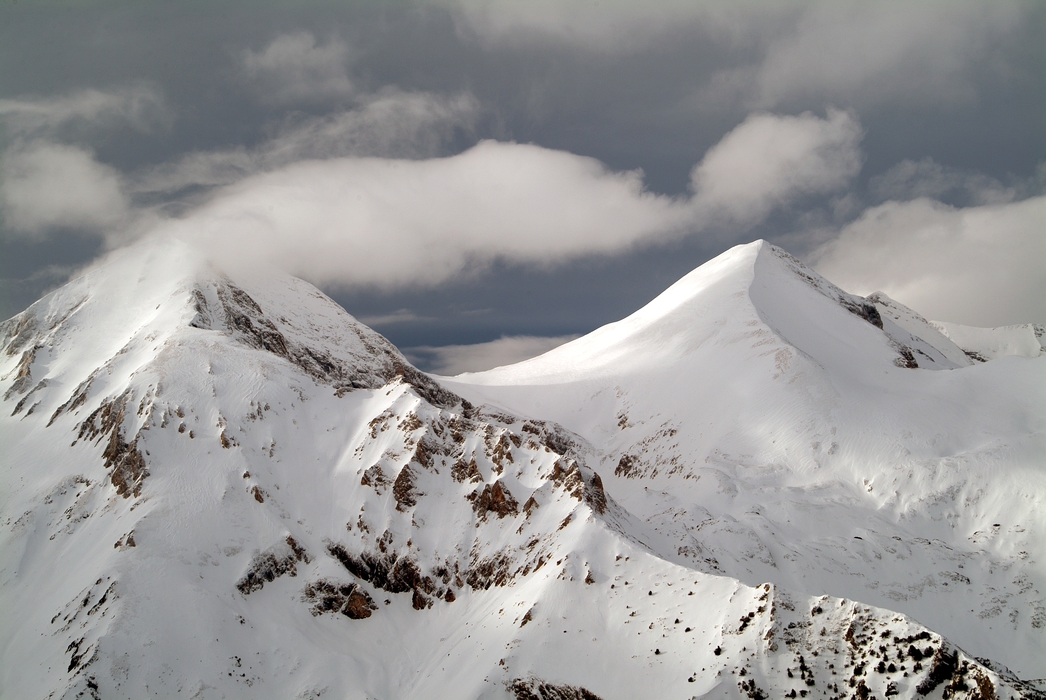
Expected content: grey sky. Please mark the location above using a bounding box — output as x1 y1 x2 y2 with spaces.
1 1 1043 371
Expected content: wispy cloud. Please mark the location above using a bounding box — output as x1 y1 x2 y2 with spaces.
133 90 479 195
435 0 765 52
443 1 1028 110
741 2 1024 109
0 84 167 138
868 158 1016 207
0 84 165 241
242 32 353 104
356 309 432 327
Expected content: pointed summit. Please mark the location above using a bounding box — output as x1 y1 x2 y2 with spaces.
456 240 932 384
1 236 456 433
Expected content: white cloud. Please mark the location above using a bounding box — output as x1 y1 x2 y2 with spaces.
0 142 129 235
690 109 862 226
159 139 692 288
0 84 166 137
147 110 860 289
809 195 1046 326
242 32 353 104
406 335 579 376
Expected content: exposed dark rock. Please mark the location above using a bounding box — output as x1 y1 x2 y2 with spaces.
452 457 482 483
916 647 958 695
549 460 584 500
236 536 310 594
3 346 38 400
387 361 459 409
361 464 390 491
614 453 641 478
76 392 149 498
393 465 418 510
895 346 919 369
509 678 603 700
47 374 94 425
846 300 884 329
326 542 436 597
302 579 377 619
412 589 432 610
522 495 540 515
1 311 38 357
66 637 92 673
465 552 513 590
199 281 461 407
469 480 520 520
584 471 607 514
12 378 47 416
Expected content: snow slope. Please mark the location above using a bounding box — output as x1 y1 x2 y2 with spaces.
929 320 1045 362
1 238 1043 699
446 241 1046 680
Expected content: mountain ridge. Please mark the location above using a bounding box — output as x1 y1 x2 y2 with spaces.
445 241 1046 679
1 237 1043 698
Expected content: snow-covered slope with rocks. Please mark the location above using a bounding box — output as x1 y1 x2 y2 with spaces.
1 238 1043 699
446 241 1046 682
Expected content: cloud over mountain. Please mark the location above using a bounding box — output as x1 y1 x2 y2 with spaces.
811 195 1046 326
158 110 862 288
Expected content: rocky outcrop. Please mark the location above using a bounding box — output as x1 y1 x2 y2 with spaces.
236 536 310 595
509 678 604 700
302 579 377 619
75 392 148 499
469 480 519 519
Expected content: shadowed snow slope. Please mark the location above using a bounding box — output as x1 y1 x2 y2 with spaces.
446 241 1046 680
1 238 1043 699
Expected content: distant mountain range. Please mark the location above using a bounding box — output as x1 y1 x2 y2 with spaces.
2 238 1043 700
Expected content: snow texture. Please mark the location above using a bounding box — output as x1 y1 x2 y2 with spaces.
1 238 1043 699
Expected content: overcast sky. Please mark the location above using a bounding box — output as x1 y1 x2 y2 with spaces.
1 0 1043 373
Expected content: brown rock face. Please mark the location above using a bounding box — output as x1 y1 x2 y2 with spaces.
343 589 377 619
236 536 310 594
76 392 149 499
302 579 377 619
470 480 519 520
509 678 603 700
393 466 418 510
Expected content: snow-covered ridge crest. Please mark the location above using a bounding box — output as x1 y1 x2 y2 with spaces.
458 240 996 387
0 237 455 417
446 240 1046 681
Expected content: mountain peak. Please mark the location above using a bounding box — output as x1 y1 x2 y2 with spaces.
1 236 459 440
454 239 907 384
443 242 1046 679
3 236 1044 696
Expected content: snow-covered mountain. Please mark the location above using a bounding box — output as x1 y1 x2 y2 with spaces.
1 238 1043 700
